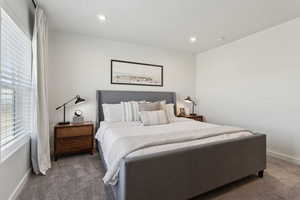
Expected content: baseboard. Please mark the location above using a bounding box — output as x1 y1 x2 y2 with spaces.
267 149 300 166
9 169 31 200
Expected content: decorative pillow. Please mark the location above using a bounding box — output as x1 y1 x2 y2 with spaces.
138 101 161 111
121 101 144 121
162 104 176 122
140 110 169 126
160 100 166 105
102 104 123 122
145 100 166 104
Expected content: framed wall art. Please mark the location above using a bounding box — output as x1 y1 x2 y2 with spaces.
111 60 163 87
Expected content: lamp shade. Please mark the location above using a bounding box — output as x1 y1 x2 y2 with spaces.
184 96 192 103
75 95 86 104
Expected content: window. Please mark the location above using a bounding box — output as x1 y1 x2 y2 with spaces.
0 8 33 161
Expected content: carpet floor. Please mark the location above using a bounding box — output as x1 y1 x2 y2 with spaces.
17 154 300 200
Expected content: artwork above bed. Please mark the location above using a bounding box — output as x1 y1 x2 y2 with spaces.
111 59 163 87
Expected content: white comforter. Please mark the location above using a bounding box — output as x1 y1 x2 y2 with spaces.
95 118 253 185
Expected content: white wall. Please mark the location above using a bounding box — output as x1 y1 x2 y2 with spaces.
0 0 34 37
48 31 195 131
0 0 34 199
196 18 300 163
0 143 30 199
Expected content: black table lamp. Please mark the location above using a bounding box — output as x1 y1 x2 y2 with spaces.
56 95 86 125
184 96 197 116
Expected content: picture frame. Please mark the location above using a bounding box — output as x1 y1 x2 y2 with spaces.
179 107 186 116
111 59 163 87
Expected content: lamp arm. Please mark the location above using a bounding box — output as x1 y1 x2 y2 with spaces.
55 96 77 110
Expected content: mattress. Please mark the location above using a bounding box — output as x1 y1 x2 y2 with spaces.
95 118 253 167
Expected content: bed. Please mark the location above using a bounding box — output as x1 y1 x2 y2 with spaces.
95 90 266 200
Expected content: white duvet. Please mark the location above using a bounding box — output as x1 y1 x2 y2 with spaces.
95 118 253 185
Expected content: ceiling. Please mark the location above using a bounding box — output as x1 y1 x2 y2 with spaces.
39 0 300 53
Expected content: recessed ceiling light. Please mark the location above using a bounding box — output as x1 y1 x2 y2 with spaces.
189 36 197 43
97 14 107 22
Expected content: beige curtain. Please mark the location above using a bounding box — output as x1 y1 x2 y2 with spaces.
31 6 51 175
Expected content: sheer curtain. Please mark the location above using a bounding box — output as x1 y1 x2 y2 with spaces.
31 6 51 175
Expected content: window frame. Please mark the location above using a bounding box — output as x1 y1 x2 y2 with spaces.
0 8 32 163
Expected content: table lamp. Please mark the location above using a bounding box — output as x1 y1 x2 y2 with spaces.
56 95 86 125
184 96 197 116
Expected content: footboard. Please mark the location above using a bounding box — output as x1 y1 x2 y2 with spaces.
116 133 266 200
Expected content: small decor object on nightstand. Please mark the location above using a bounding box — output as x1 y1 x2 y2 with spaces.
178 107 186 116
56 95 86 125
73 110 84 123
184 96 197 116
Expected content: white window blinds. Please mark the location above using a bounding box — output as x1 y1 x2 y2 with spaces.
0 8 33 160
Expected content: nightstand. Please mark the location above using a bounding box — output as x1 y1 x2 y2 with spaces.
177 114 204 122
54 121 94 161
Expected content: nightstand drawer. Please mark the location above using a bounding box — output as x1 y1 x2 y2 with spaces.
56 126 93 138
55 136 92 154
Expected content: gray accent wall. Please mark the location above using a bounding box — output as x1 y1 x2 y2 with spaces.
0 0 34 199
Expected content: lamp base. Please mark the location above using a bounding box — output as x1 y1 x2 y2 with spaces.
58 121 70 125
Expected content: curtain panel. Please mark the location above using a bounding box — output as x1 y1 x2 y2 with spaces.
31 6 51 175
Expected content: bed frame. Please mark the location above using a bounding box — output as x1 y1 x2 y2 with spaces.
96 90 266 200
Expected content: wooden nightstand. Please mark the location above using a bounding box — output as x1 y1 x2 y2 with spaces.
177 115 204 122
54 122 94 161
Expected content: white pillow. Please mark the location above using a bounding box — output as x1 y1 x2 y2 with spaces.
140 110 169 126
102 104 123 122
162 104 176 122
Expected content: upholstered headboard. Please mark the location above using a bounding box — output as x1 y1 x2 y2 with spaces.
96 90 176 130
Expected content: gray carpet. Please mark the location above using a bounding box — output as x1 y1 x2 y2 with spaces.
17 154 300 200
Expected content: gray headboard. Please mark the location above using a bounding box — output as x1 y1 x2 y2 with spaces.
96 90 176 130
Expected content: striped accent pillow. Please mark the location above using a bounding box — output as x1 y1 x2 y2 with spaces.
121 101 144 121
161 104 176 122
140 110 169 126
